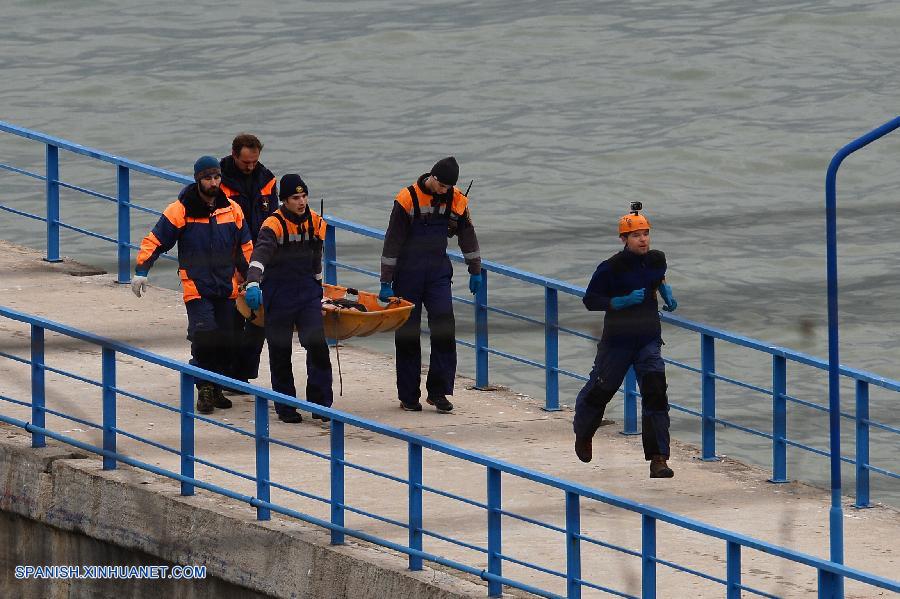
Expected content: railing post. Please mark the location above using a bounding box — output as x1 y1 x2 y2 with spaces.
726 541 741 599
700 333 718 461
330 419 345 545
101 347 116 470
821 117 900 577
622 367 639 435
818 568 841 599
324 224 337 286
854 380 870 508
44 144 61 263
475 270 489 389
408 442 423 571
543 286 559 411
641 515 656 599
180 373 195 496
770 355 788 483
565 491 581 599
31 325 46 448
487 466 502 597
116 165 131 283
255 395 271 521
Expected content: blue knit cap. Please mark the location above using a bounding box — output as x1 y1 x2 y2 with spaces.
193 155 220 178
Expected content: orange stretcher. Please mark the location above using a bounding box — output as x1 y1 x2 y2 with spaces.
235 283 414 340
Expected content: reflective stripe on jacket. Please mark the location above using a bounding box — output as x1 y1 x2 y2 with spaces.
380 173 481 282
136 184 253 302
246 207 326 285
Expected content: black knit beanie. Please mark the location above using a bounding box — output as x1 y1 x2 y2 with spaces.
430 156 459 186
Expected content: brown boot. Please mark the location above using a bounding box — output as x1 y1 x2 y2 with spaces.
649 455 674 478
196 384 215 415
574 436 593 463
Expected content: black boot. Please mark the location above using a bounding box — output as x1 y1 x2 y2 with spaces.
196 384 215 415
222 378 250 396
426 395 454 413
277 410 303 424
212 387 233 409
575 436 593 463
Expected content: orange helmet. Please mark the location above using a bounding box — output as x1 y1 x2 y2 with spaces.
618 213 651 235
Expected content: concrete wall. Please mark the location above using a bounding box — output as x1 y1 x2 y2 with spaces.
0 428 486 599
1 511 268 599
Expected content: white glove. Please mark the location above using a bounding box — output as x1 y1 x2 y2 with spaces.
131 275 149 298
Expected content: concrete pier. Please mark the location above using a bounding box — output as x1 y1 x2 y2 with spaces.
0 240 897 598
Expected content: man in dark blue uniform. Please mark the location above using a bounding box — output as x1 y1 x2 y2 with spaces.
132 156 253 414
219 133 278 393
573 204 679 478
243 174 333 424
378 157 482 413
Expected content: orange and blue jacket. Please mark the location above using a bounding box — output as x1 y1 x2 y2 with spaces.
219 155 278 241
379 173 481 282
246 207 327 286
136 183 253 302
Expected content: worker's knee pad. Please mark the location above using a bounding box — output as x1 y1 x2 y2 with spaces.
192 329 217 351
429 312 456 352
307 340 331 370
640 371 668 412
395 327 420 356
585 384 617 409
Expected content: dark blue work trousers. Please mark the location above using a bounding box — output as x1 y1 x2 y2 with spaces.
263 280 333 415
230 306 266 381
393 258 456 405
573 338 671 459
185 297 235 389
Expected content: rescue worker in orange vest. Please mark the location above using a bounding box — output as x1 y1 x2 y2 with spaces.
378 157 482 413
131 155 253 414
573 203 677 478
219 133 278 394
243 174 333 424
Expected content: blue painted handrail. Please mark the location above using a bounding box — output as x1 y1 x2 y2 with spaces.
1 121 898 511
822 115 900 586
1 305 898 598
0 121 897 526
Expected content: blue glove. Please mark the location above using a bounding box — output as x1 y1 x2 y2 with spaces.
378 282 393 302
659 283 677 312
610 288 645 310
245 283 262 310
468 272 483 295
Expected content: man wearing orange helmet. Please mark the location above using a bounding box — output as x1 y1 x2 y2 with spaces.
573 202 678 478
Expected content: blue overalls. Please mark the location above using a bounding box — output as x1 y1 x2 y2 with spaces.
220 158 278 384
392 186 456 406
572 249 671 459
262 212 333 416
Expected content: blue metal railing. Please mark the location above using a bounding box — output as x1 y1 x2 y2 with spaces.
318 217 900 502
0 121 898 595
0 120 898 511
822 116 900 577
1 305 898 598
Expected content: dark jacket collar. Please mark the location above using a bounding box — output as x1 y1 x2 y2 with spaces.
619 248 643 263
278 206 311 225
415 173 451 202
220 155 271 186
179 183 230 218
